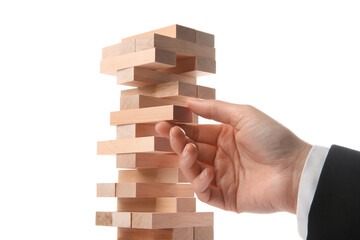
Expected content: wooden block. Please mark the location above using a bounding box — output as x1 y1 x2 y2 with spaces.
118 168 188 183
117 227 193 240
116 183 194 198
110 105 193 126
95 212 131 227
162 56 216 77
132 212 214 229
120 95 185 110
196 31 215 48
97 183 116 197
122 24 196 43
136 34 215 59
116 153 179 168
194 226 214 240
100 48 176 75
97 136 172 155
120 81 197 101
117 197 196 212
197 86 216 99
117 67 197 87
102 39 136 59
116 123 159 139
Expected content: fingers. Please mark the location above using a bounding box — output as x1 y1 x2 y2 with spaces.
155 121 222 145
186 99 242 127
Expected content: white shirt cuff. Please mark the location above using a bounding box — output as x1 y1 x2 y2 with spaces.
296 145 329 239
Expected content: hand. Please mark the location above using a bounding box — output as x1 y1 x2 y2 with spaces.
155 99 312 214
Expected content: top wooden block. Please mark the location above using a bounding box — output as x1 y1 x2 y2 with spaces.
122 24 214 47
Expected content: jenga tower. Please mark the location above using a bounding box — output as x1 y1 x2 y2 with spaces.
96 25 216 240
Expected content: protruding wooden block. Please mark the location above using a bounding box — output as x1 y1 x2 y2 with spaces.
197 85 216 99
123 24 196 43
132 212 214 229
117 197 196 213
117 67 197 87
110 105 193 126
136 34 215 59
116 183 194 198
162 56 216 77
195 31 215 48
116 153 179 169
121 81 197 101
97 183 116 197
120 95 185 110
100 48 176 75
118 168 188 183
97 136 172 155
194 226 214 240
117 227 194 240
96 212 131 227
102 39 136 59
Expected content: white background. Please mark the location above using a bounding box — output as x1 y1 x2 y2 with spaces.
0 0 359 239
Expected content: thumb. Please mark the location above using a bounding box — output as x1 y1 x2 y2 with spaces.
186 99 243 126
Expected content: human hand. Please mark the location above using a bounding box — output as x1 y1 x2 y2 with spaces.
155 99 312 214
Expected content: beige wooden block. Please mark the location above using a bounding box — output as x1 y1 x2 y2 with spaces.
122 24 196 43
136 34 215 59
132 212 214 229
102 39 136 59
117 227 193 240
196 31 215 48
197 86 216 99
97 136 172 155
100 48 176 75
121 81 197 101
194 226 214 240
116 153 179 168
117 197 196 213
110 105 192 126
116 123 159 139
117 67 196 87
95 212 131 227
120 95 185 110
116 183 194 198
97 183 116 197
118 168 188 183
162 56 216 77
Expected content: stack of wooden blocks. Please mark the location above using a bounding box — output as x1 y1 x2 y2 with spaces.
96 24 216 240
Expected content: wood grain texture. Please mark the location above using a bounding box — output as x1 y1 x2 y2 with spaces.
197 85 216 99
194 226 214 240
116 183 194 198
100 48 176 75
117 67 196 87
116 153 179 168
102 39 136 59
117 197 196 212
132 212 213 229
97 136 172 155
120 81 197 101
195 31 215 48
120 95 185 110
110 105 193 126
118 168 188 183
161 56 216 77
116 123 159 139
96 212 131 227
136 34 215 59
122 24 196 43
117 227 193 240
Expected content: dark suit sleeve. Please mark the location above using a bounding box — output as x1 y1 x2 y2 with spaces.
307 145 360 239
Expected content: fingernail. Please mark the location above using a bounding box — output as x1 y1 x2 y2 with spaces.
178 127 186 136
200 169 207 179
182 146 189 159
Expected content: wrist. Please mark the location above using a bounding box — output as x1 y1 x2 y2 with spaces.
288 142 312 214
